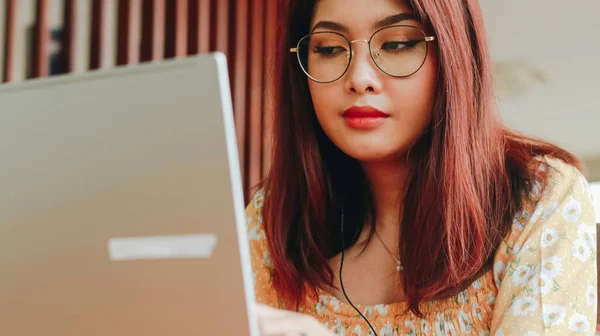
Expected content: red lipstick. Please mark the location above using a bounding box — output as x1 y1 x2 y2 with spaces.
342 106 389 129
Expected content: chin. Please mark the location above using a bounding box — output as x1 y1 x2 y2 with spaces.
338 143 407 163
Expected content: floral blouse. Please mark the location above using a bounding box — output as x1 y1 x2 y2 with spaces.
246 157 598 335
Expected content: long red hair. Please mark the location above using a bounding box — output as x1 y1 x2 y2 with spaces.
260 0 582 315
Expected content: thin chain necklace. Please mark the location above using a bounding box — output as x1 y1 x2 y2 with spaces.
374 230 403 272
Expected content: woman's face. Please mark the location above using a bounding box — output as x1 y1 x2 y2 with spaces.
308 0 438 163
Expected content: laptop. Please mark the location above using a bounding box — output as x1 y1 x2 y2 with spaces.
0 53 259 335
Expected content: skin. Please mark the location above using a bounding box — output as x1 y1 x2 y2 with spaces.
258 0 439 334
309 0 438 234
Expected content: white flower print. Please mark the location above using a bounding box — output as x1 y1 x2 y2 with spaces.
472 302 484 321
444 320 457 335
352 325 363 336
541 256 562 279
248 224 265 241
261 250 273 269
562 198 582 223
512 265 535 286
479 331 490 336
486 293 496 306
458 309 472 333
540 228 559 249
404 320 417 336
568 312 590 332
419 319 429 335
586 285 597 306
513 238 533 257
572 239 592 261
329 297 341 313
330 318 345 335
543 304 566 326
493 261 506 286
513 211 530 230
541 201 559 222
471 279 482 289
511 296 539 316
540 275 554 294
316 296 329 314
316 302 327 315
457 289 469 304
374 304 388 316
577 224 596 248
526 271 540 295
434 313 445 336
494 328 504 336
253 190 264 209
379 323 394 336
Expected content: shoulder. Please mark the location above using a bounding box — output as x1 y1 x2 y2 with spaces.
489 156 598 333
506 156 593 243
493 155 596 281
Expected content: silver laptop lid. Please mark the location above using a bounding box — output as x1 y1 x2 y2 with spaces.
0 53 258 335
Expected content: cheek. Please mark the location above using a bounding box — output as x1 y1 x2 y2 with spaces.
308 82 339 125
391 52 438 123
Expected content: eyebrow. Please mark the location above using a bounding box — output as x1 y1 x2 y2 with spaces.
311 12 417 33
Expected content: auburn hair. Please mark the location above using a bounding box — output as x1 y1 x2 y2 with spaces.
260 0 582 315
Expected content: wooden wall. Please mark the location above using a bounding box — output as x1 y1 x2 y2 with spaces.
1 0 281 200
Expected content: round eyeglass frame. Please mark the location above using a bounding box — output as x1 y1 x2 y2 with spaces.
290 25 436 84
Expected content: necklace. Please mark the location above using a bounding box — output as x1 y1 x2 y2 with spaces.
374 230 403 271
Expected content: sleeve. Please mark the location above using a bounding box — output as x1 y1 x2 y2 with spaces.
246 189 281 308
490 159 598 335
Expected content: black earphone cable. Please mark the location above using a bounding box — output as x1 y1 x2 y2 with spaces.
339 208 378 336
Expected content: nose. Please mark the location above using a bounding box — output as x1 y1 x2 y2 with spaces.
344 40 383 95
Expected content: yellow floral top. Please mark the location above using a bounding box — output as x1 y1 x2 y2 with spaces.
246 158 598 335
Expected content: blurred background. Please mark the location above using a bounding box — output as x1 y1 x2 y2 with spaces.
0 0 598 208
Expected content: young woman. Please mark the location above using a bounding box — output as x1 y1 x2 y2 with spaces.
248 0 598 335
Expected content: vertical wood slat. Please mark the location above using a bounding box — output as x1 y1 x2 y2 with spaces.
89 0 103 69
31 0 49 77
72 0 91 73
233 0 249 182
247 0 265 191
90 0 116 69
116 0 141 65
187 0 210 55
213 0 227 55
60 0 76 73
261 0 278 177
140 0 164 62
164 0 187 58
0 0 6 82
2 0 17 82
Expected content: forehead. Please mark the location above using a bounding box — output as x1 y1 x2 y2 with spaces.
311 0 416 33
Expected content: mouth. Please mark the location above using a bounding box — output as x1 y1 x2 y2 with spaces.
342 106 389 129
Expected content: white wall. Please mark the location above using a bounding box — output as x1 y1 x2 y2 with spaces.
480 1 600 161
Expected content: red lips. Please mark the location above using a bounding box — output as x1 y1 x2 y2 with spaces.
342 106 389 129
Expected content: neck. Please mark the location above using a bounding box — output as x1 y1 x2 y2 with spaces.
360 157 411 233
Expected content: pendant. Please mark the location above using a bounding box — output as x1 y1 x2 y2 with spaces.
397 261 403 272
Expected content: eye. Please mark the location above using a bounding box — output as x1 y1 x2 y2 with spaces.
381 40 420 51
313 46 347 56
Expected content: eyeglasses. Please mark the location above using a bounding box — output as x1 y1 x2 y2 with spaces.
290 25 435 83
